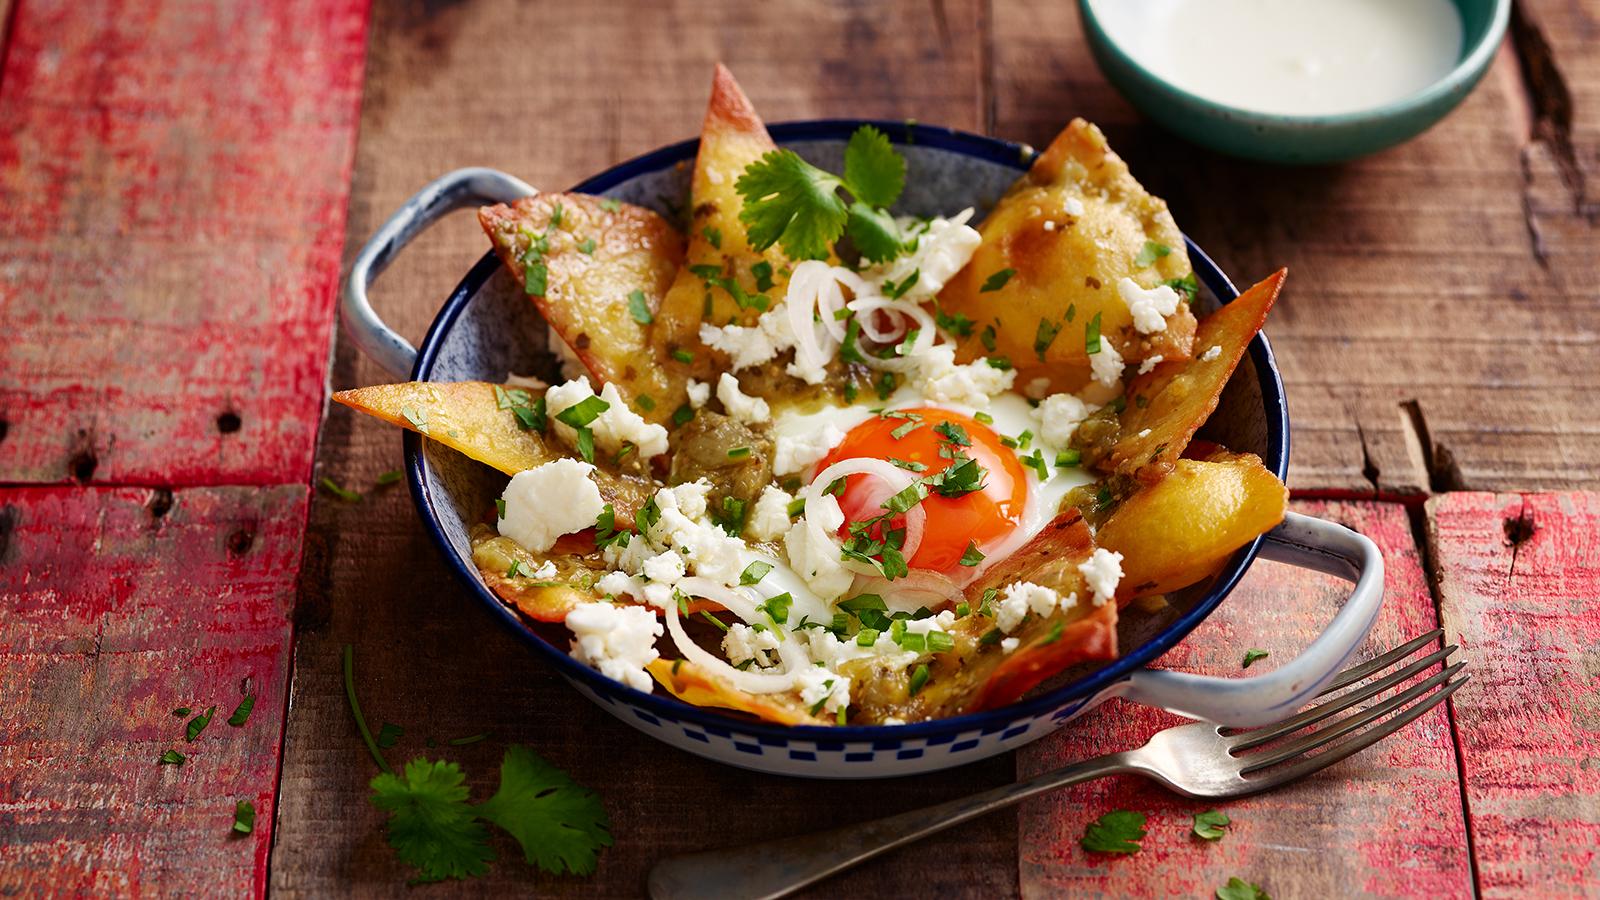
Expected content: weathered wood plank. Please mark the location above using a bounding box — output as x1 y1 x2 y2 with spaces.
1015 500 1471 899
991 1 1600 496
273 1 1003 895
0 485 307 897
0 0 370 486
1429 491 1600 897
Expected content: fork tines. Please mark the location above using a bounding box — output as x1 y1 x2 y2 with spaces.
1229 628 1467 783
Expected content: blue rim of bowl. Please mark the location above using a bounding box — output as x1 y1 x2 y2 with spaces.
1076 0 1511 127
404 119 1290 744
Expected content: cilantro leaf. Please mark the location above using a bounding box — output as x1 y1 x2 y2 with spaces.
1193 809 1230 840
232 799 256 835
1242 649 1270 669
1080 809 1147 854
376 722 405 749
371 758 494 882
627 289 653 325
226 695 256 727
186 706 216 742
1136 240 1173 268
736 149 847 260
1217 877 1270 900
842 125 905 208
158 749 186 766
476 745 614 877
980 268 1016 292
845 203 904 264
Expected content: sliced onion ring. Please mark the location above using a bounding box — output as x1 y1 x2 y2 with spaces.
662 578 798 694
802 457 928 575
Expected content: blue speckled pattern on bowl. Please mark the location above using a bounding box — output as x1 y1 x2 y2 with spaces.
402 121 1289 778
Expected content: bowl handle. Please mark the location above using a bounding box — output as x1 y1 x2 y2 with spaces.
1119 512 1385 727
341 168 537 378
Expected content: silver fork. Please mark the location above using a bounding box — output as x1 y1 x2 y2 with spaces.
648 630 1466 900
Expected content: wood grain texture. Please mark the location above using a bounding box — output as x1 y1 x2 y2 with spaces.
0 0 370 486
272 1 1006 896
1015 500 1471 899
991 1 1600 496
0 485 306 897
1429 492 1600 897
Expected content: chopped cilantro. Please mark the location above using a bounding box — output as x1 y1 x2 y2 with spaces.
1216 877 1270 900
925 455 986 498
927 630 955 653
1085 311 1103 355
172 707 191 717
727 446 752 460
934 421 970 446
495 498 507 519
739 561 773 585
885 270 922 300
959 541 985 567
875 371 897 400
1135 240 1173 268
1242 649 1270 669
1056 449 1082 468
523 260 548 297
320 477 362 503
980 323 997 353
702 225 722 249
226 695 256 727
376 722 404 749
908 663 930 696
554 395 609 429
573 428 596 463
671 348 694 364
986 356 1012 370
635 394 656 412
700 611 730 632
1164 272 1199 302
627 289 653 324
980 268 1016 292
786 497 806 518
1040 619 1064 645
159 749 186 766
186 706 216 742
881 481 928 515
889 457 928 472
671 404 695 428
751 260 775 292
232 799 255 835
577 237 596 254
1193 809 1230 840
376 469 404 486
758 592 793 625
1080 810 1146 854
1035 317 1063 360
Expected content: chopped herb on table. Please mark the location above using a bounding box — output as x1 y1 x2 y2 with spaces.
1242 648 1270 668
1216 877 1270 900
232 799 256 835
186 706 216 742
1193 809 1230 840
1080 809 1147 854
158 749 186 766
227 695 256 727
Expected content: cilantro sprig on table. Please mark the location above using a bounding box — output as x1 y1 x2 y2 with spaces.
735 125 908 262
344 645 612 882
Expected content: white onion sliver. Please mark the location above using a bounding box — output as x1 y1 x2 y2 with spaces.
802 457 926 577
845 298 937 371
857 571 962 612
662 579 797 694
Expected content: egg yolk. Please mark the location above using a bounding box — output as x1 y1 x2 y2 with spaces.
814 408 1028 574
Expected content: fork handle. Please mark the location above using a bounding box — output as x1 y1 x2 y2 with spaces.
646 751 1139 900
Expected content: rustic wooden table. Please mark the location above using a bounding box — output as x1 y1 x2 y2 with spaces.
2 1 1597 897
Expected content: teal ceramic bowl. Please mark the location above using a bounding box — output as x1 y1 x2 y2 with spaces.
1077 0 1510 164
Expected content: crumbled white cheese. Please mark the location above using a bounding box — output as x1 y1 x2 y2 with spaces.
996 581 1063 633
1118 277 1181 335
1035 393 1099 450
784 494 855 600
1089 337 1125 388
565 601 662 692
547 327 588 381
1042 220 1057 232
774 423 846 476
529 560 558 580
882 716 907 726
699 307 793 370
717 373 770 424
804 628 919 672
1137 428 1152 439
904 610 957 637
1201 344 1223 362
1138 354 1165 375
685 379 711 409
504 372 548 390
1078 548 1125 606
647 490 747 587
1001 637 1021 653
747 485 795 542
723 622 781 668
601 530 655 575
669 480 712 521
913 345 1017 407
1062 196 1086 217
596 570 643 599
867 209 981 299
545 377 670 459
796 665 852 714
642 550 687 584
497 459 607 553
1025 377 1053 400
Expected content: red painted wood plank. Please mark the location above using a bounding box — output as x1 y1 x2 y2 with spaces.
0 0 370 486
1429 491 1600 898
1015 500 1471 898
0 485 306 896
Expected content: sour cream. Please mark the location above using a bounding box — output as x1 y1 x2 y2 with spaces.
1090 0 1464 116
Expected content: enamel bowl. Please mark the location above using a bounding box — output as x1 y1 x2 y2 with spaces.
341 121 1385 778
